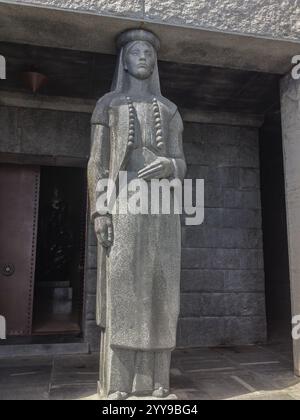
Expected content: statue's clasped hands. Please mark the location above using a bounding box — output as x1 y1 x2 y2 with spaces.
137 157 174 180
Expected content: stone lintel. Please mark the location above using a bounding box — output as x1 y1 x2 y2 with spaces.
0 90 264 128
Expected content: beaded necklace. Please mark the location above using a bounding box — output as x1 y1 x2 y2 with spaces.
126 96 163 150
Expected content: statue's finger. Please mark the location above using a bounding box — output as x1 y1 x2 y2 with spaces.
142 159 160 169
107 227 113 241
138 166 162 178
139 170 162 180
138 164 162 178
139 161 160 172
138 162 161 176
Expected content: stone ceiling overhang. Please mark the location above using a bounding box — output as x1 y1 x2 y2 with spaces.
0 2 300 75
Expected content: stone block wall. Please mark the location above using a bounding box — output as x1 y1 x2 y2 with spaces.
10 0 300 41
84 122 267 351
178 123 266 347
0 106 90 160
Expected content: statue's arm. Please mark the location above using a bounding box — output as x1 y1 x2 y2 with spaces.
138 109 186 181
169 110 187 180
87 123 110 221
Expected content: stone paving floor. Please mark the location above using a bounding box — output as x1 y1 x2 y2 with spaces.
0 342 299 400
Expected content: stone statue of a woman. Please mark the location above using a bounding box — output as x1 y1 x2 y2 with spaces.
88 29 186 400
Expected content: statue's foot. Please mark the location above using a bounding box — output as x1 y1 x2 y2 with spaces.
108 391 128 400
152 387 169 398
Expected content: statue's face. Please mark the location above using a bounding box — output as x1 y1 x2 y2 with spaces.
124 41 156 80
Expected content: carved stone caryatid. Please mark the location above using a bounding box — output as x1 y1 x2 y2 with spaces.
88 29 186 399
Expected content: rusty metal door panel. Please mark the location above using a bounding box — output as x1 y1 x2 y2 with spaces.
0 164 40 336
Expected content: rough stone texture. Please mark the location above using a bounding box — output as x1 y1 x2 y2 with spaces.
280 75 300 376
12 0 144 18
145 0 300 40
9 0 300 41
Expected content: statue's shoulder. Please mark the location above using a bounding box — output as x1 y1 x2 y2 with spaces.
91 93 130 125
158 96 179 119
91 92 118 125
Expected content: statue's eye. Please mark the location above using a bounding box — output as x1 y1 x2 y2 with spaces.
131 50 139 56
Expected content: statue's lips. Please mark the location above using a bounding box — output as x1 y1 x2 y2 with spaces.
138 64 148 69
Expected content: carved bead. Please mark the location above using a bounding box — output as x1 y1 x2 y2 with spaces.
156 129 163 136
157 142 164 149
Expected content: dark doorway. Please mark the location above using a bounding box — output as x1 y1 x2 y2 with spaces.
259 112 292 344
0 164 39 336
32 166 86 335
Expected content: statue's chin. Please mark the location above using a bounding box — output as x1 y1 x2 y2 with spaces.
131 69 153 80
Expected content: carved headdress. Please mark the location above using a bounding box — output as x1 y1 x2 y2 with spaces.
116 29 160 51
111 29 161 95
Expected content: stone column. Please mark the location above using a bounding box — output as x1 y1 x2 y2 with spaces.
281 74 300 376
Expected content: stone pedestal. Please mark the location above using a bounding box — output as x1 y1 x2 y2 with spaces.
281 74 300 376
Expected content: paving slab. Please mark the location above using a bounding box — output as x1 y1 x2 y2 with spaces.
0 344 299 400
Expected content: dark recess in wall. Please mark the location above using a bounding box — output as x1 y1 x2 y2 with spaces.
259 111 291 342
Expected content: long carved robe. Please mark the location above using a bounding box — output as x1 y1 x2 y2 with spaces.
88 92 186 394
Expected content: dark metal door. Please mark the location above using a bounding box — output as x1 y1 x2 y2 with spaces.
0 164 40 336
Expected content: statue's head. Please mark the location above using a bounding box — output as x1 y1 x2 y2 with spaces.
116 29 160 81
124 41 156 80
